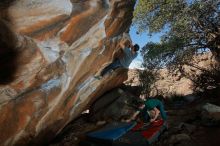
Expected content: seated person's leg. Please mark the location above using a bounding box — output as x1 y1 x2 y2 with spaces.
148 110 156 119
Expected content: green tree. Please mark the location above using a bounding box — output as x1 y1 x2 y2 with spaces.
134 0 220 68
134 0 220 95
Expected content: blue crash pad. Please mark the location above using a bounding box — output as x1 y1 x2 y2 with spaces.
87 122 136 141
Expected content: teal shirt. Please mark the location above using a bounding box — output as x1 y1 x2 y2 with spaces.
144 99 161 110
141 98 167 120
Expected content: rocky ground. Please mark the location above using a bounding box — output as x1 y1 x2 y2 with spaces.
49 115 100 146
49 87 220 146
153 92 220 146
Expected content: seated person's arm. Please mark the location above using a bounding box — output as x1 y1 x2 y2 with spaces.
125 111 140 122
150 107 160 122
125 104 144 122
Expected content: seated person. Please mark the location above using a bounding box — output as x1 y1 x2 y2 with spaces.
126 95 167 123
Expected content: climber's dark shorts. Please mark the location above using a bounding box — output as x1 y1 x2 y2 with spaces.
140 110 150 123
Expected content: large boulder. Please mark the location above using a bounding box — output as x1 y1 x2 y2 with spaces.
201 103 220 126
89 88 140 122
0 0 135 145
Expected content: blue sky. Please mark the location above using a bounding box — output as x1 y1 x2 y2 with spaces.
129 25 162 69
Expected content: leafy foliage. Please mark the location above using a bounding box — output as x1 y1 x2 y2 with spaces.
192 65 220 91
134 0 220 95
134 0 220 69
139 69 158 96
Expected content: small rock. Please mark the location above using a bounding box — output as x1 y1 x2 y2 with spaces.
202 103 220 113
178 123 196 133
73 137 78 141
169 133 191 144
96 121 106 126
184 95 198 103
201 103 220 126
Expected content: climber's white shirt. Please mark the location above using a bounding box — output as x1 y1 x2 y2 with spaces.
119 47 137 68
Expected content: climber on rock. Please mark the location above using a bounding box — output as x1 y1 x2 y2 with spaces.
126 94 167 123
95 37 139 80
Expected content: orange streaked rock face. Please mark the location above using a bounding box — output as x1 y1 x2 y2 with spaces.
0 0 135 145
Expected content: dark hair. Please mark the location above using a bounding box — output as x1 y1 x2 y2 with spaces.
133 44 140 51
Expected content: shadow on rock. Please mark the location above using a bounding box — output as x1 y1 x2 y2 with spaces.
0 3 18 84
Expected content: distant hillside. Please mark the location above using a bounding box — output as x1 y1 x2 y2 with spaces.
125 52 218 97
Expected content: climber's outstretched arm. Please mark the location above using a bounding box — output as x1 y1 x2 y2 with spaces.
119 39 131 50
